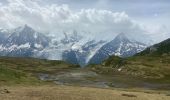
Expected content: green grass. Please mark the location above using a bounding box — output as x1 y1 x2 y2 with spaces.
0 57 80 85
0 65 41 85
88 55 170 84
102 56 126 67
124 56 170 82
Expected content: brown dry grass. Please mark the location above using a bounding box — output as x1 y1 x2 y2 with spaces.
0 85 170 100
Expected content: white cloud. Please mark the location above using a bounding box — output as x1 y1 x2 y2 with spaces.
0 0 150 40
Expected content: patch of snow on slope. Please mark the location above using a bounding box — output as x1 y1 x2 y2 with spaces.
114 42 123 56
85 41 106 63
18 43 30 49
71 44 83 53
0 43 31 52
34 43 42 48
34 32 38 39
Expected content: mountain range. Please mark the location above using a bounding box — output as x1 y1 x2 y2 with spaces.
0 25 147 66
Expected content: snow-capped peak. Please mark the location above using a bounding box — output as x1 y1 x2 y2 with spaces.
61 30 83 44
113 33 131 43
0 26 149 66
88 33 147 64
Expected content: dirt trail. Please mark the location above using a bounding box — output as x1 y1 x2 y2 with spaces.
0 85 170 100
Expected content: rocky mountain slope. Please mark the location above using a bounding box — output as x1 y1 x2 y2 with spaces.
89 33 147 64
0 25 147 66
0 25 50 57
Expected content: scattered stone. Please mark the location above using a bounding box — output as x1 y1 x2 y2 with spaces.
144 91 152 94
121 93 137 97
0 89 10 94
108 83 115 87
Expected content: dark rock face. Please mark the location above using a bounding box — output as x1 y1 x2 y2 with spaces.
62 50 79 65
89 33 146 64
0 25 50 57
62 40 106 66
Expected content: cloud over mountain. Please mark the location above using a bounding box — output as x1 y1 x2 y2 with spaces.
0 0 146 38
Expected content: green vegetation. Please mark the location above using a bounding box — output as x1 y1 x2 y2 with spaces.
88 38 170 84
0 65 40 85
87 56 126 75
0 57 80 85
136 38 170 56
102 56 126 67
1 38 170 86
88 54 170 83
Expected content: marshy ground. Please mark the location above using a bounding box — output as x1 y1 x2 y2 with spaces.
38 68 170 90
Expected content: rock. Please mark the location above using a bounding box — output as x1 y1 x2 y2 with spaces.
121 93 137 97
0 89 10 94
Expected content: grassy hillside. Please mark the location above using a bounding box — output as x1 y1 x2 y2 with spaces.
136 38 170 56
88 38 170 83
0 57 80 85
88 55 170 83
125 38 170 81
88 56 125 75
0 65 39 85
125 56 170 81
